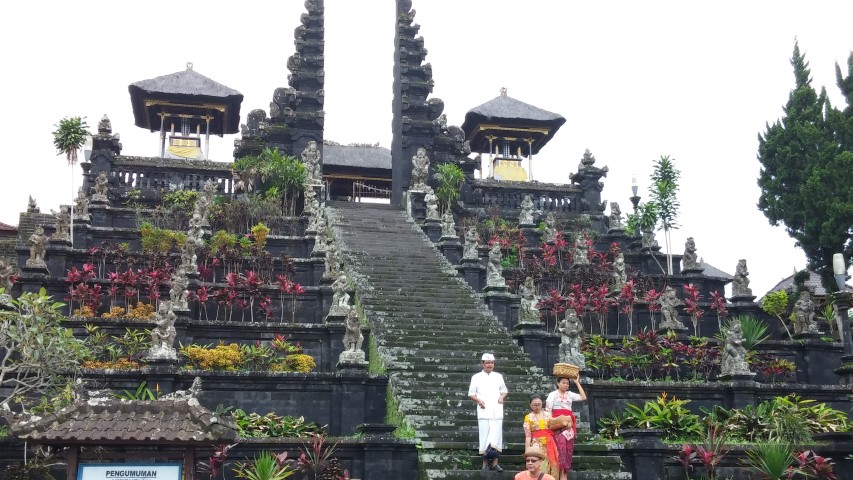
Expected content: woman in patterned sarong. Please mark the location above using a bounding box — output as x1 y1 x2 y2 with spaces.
544 377 586 480
522 394 555 475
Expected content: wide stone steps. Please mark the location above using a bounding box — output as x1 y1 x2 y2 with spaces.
327 202 626 480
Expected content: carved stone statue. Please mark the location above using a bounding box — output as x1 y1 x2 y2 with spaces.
339 308 366 365
410 147 430 191
301 140 322 185
92 172 109 203
26 226 47 268
51 205 71 242
440 210 456 238
0 258 16 290
169 268 189 311
519 195 535 225
463 226 480 260
542 213 557 243
658 286 686 331
304 186 319 218
329 272 351 317
324 237 341 279
74 187 90 221
486 244 506 288
518 277 540 324
682 237 701 271
613 253 627 288
608 202 624 232
195 180 217 227
147 301 178 360
311 211 328 256
793 290 819 335
573 235 589 265
641 229 659 250
732 259 752 298
424 187 439 220
721 320 752 376
27 195 39 213
559 309 585 368
180 237 199 275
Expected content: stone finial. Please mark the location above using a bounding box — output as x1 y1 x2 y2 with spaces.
579 149 596 168
27 195 39 213
147 301 178 361
721 321 753 377
186 61 194 71
732 259 752 298
97 114 112 136
519 195 534 226
500 87 507 96
559 309 585 368
486 244 505 288
74 187 90 221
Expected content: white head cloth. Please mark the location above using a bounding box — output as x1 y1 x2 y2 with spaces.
481 353 495 361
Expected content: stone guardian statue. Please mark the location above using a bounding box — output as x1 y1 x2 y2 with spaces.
26 226 47 268
559 309 585 368
463 226 480 260
301 141 323 185
518 277 540 324
682 237 701 271
657 285 686 331
486 244 506 288
721 320 752 376
147 301 178 361
732 259 752 298
608 202 624 232
410 147 430 191
519 195 535 226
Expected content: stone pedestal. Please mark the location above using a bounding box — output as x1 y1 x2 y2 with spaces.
337 350 368 371
89 202 110 228
144 351 178 365
437 237 462 265
722 377 758 409
457 258 484 292
421 218 441 243
406 190 426 223
46 238 73 276
483 288 514 331
656 319 688 334
513 322 549 371
520 225 540 250
325 312 347 324
18 265 49 293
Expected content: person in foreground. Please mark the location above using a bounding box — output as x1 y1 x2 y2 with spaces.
545 376 586 480
523 394 553 474
515 449 556 480
468 352 508 471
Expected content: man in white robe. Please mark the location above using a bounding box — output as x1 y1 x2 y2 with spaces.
468 352 508 472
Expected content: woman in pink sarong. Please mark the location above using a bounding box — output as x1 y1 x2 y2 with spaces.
544 377 586 480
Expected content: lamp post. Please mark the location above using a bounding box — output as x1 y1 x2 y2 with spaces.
629 174 641 236
832 253 853 385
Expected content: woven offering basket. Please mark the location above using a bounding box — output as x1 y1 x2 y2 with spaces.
552 363 579 379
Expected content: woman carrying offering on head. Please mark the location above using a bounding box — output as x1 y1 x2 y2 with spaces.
523 394 554 475
545 375 586 480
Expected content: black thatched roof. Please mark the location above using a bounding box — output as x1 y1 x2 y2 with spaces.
129 67 243 135
699 260 733 281
462 91 566 155
323 144 391 170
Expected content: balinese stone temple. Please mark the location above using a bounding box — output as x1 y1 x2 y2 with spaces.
1 1 852 479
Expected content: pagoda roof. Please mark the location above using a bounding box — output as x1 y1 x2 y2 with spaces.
462 91 566 155
6 397 237 445
129 66 244 135
323 143 391 170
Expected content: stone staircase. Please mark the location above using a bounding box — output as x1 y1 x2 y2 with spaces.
328 201 629 480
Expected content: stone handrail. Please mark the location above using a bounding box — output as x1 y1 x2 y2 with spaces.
466 178 583 215
111 156 234 194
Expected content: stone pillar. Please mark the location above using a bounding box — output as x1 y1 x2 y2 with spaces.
421 218 441 243
833 292 853 385
520 225 541 250
457 258 484 292
45 238 73 277
725 378 758 409
437 237 462 265
513 323 548 370
407 191 426 223
483 287 514 331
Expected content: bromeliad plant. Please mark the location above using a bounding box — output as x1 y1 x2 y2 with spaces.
232 410 326 438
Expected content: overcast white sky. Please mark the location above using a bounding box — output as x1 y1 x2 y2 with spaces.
1 1 852 295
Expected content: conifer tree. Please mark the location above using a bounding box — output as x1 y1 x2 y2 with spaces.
757 42 853 291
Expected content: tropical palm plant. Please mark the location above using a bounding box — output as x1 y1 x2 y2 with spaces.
648 155 680 274
433 162 464 214
743 442 798 480
53 116 91 247
233 451 295 480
